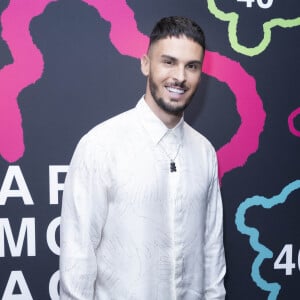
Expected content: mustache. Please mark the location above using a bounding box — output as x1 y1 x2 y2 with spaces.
166 80 188 89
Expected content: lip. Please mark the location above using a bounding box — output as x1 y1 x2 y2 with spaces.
166 86 185 94
165 85 187 98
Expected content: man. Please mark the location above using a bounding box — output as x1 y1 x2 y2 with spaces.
60 16 226 299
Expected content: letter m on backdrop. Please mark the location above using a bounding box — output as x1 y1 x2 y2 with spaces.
0 218 36 257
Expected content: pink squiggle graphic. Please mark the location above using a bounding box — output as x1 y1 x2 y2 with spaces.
202 52 266 179
0 0 265 182
288 107 300 137
84 0 148 58
0 0 57 162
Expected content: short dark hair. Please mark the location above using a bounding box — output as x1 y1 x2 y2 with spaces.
149 16 206 51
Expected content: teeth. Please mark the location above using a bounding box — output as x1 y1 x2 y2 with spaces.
167 87 184 94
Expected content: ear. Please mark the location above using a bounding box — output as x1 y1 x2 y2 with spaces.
141 54 150 76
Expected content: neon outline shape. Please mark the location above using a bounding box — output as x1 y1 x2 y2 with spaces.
235 180 300 299
288 107 300 137
0 0 265 183
207 0 300 56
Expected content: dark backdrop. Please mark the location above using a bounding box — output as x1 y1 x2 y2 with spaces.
0 0 299 299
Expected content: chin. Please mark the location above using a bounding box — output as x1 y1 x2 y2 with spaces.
158 99 188 116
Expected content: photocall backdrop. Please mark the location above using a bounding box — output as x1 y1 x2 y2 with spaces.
0 0 299 299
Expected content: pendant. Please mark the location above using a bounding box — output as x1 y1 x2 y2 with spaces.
170 161 176 172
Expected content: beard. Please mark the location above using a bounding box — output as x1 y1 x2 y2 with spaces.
149 73 197 116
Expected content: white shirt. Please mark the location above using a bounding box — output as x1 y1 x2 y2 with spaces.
60 97 226 300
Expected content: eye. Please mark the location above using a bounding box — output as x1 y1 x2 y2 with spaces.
163 59 173 65
187 63 199 70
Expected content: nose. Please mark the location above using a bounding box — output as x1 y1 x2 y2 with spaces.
173 65 186 83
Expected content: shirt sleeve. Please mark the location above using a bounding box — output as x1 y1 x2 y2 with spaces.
204 150 226 300
59 136 109 299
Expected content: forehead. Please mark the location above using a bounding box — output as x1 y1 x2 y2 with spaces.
149 36 204 61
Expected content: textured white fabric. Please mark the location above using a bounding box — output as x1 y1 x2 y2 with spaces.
60 97 226 300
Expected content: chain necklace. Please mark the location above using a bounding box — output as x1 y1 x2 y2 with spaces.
158 142 181 172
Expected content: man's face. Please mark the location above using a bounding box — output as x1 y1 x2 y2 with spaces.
141 36 204 117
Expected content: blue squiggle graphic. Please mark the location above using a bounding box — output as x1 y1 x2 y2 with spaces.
235 180 300 300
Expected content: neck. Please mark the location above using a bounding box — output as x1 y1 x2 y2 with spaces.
144 95 182 129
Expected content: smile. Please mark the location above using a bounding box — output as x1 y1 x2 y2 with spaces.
166 86 186 94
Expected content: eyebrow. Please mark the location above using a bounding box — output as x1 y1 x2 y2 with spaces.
160 54 202 66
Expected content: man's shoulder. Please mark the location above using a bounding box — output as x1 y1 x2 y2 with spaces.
184 122 215 151
84 107 136 140
71 107 137 161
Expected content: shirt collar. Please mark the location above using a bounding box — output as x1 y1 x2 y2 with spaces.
136 96 184 145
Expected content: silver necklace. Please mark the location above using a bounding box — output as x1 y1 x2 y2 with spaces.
158 142 181 172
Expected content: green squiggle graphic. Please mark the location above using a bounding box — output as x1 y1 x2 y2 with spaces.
207 0 300 56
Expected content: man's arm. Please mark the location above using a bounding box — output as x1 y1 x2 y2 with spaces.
204 152 226 299
60 136 108 299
